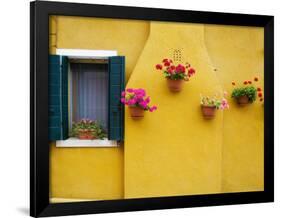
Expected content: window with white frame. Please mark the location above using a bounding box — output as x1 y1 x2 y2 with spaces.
48 50 125 145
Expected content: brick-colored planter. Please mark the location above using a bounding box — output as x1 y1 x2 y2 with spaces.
236 95 250 106
166 78 183 92
129 106 145 120
78 131 96 140
201 105 216 119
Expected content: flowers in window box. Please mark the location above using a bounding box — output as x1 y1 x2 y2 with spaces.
155 58 196 92
121 88 157 120
200 92 229 119
231 77 263 105
71 119 107 140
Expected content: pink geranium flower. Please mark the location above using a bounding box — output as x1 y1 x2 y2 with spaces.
201 92 229 110
149 106 157 112
120 88 157 112
219 98 230 110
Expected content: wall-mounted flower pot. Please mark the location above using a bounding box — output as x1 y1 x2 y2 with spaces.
236 95 250 106
129 106 144 120
78 131 96 140
201 105 216 119
166 78 183 92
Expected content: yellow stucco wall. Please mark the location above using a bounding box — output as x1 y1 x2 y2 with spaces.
50 143 124 200
54 16 150 82
49 16 264 201
204 25 264 192
49 16 149 200
124 22 223 198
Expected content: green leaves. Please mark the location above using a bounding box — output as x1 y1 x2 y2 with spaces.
231 86 257 103
70 119 107 139
201 96 221 109
163 71 185 80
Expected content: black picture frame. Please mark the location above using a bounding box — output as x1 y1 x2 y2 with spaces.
30 1 274 217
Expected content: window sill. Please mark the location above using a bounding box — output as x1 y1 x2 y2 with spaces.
55 138 118 148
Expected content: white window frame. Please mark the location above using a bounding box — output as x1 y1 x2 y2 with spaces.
56 48 117 59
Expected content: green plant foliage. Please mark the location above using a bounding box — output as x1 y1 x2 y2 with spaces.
71 119 107 139
201 97 221 109
200 92 229 110
163 71 186 80
231 86 257 103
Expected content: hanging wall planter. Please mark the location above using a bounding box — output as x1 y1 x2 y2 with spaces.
200 92 229 119
236 95 250 105
121 88 157 120
231 77 263 106
155 59 196 93
166 78 183 92
201 105 216 119
129 106 145 120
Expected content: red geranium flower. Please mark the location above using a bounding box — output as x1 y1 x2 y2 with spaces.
167 67 173 74
232 81 236 86
257 87 262 92
244 81 248 85
248 80 252 84
170 65 176 70
162 58 168 63
175 64 185 73
188 67 195 76
155 64 162 70
258 93 263 98
260 98 263 101
254 77 259 82
164 61 170 67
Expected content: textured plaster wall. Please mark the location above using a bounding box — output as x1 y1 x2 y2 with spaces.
204 25 264 192
124 22 223 198
53 16 150 82
50 143 124 200
49 16 149 200
49 16 264 200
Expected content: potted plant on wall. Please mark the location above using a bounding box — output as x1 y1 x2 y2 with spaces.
71 119 107 139
231 77 263 106
121 88 157 120
155 59 196 92
200 92 229 119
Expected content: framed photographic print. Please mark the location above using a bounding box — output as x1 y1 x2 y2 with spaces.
30 0 274 217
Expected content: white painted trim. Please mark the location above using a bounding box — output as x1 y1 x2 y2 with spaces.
56 48 117 59
56 138 118 148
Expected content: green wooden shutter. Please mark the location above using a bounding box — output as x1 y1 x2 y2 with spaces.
108 56 125 141
48 55 69 141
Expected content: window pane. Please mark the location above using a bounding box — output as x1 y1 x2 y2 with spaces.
71 63 108 131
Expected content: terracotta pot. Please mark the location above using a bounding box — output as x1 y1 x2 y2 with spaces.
129 106 144 120
78 131 96 140
236 95 250 106
166 78 183 92
201 105 216 119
